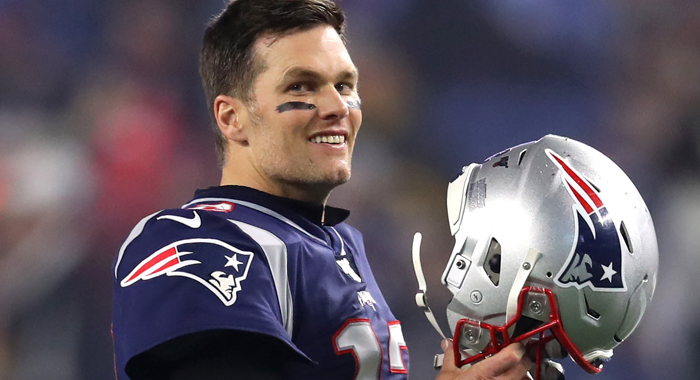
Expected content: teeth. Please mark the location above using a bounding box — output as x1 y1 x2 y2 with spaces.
309 135 345 144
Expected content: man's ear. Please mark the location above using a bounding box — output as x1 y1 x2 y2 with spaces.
214 94 249 144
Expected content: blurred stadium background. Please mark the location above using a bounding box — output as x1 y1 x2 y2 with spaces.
1 0 699 379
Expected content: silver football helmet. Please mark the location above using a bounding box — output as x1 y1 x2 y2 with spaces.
439 135 658 378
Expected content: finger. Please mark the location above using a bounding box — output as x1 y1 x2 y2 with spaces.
470 342 527 377
439 339 458 371
495 347 531 380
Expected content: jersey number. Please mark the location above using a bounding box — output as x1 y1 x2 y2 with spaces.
333 319 408 380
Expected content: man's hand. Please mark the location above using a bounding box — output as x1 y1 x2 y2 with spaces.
436 340 531 380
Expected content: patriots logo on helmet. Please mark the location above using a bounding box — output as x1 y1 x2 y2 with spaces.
120 238 254 305
547 150 627 292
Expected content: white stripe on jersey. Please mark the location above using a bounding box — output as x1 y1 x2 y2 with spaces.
114 210 161 279
230 220 294 338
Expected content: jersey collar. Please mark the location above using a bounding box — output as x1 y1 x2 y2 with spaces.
189 185 350 227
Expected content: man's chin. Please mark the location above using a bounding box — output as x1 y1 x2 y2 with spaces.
295 169 351 198
308 163 351 185
310 172 350 192
270 164 352 200
327 167 351 186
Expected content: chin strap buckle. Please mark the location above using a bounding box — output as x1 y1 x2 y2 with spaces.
433 353 444 369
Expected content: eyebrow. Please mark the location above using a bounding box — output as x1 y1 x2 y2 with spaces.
278 67 359 89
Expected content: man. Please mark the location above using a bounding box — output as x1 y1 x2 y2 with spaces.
111 1 532 379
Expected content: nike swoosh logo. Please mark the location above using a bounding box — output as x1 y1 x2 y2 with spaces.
157 211 202 229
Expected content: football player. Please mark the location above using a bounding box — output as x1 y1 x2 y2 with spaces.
111 1 533 379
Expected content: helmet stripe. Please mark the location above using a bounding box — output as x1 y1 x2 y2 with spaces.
550 154 603 209
567 181 594 214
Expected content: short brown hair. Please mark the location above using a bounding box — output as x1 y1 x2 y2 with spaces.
199 0 347 166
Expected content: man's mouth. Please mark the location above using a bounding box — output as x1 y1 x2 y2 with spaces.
308 135 346 144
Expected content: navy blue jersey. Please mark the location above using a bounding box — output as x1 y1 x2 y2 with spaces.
112 186 409 379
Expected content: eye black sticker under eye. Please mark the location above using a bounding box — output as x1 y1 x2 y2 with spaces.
276 102 317 113
346 99 361 110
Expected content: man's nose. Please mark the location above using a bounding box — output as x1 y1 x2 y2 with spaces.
316 86 350 120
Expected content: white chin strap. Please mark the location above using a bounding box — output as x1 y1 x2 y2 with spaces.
412 232 447 340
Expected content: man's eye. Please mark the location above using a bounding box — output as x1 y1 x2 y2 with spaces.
335 83 353 93
288 83 312 92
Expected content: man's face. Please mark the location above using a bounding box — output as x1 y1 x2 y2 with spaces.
242 25 361 201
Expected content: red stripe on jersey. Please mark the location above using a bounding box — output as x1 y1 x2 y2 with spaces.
125 247 178 283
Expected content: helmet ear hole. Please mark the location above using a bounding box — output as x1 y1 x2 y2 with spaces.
619 221 634 254
484 238 501 286
586 178 601 193
584 292 601 320
518 149 528 165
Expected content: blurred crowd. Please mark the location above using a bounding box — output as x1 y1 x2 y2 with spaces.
1 0 699 379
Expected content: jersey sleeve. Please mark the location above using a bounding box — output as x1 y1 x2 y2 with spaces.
112 209 311 378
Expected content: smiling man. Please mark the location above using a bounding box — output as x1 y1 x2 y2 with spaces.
214 24 361 203
111 1 532 380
